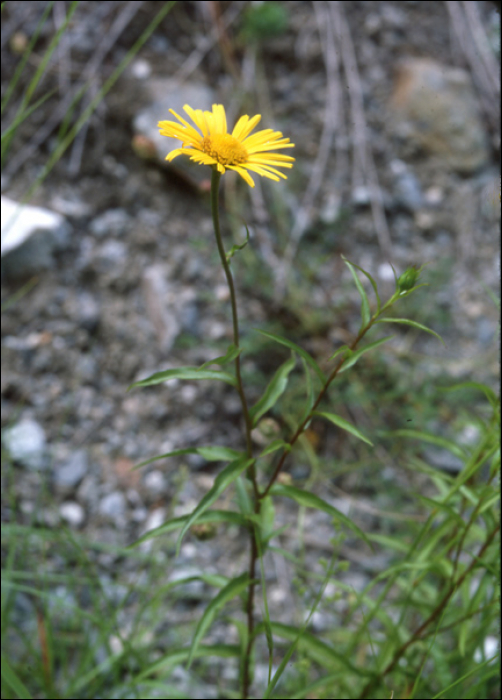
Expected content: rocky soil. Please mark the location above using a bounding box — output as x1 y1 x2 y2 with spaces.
1 1 500 694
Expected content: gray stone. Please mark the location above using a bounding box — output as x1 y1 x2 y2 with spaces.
1 196 70 280
77 293 101 332
2 418 47 470
133 79 216 188
90 208 130 238
99 491 127 520
96 240 127 270
423 447 464 474
390 58 489 173
390 161 423 210
141 264 182 352
54 449 89 489
134 79 215 160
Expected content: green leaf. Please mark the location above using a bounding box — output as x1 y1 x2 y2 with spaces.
259 439 290 458
344 259 381 315
388 429 467 460
259 495 276 545
299 355 315 423
187 573 252 669
259 622 370 676
176 457 254 555
128 366 237 390
129 509 247 549
1 654 33 699
226 224 250 261
439 381 498 409
250 355 296 425
270 484 373 549
255 329 326 384
133 446 244 470
197 344 241 370
375 318 445 345
132 644 240 684
235 476 253 516
313 411 373 446
329 345 351 362
414 494 466 525
337 336 393 373
342 256 371 329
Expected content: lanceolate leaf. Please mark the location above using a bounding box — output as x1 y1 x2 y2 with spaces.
255 329 326 384
375 318 445 345
329 345 351 362
259 439 290 458
388 429 467 459
226 224 250 261
176 457 254 555
313 411 374 446
343 257 371 329
439 381 498 409
128 509 247 549
187 573 252 669
128 366 237 390
271 484 372 548
133 446 244 470
250 355 296 425
338 336 394 373
197 344 241 370
344 258 382 315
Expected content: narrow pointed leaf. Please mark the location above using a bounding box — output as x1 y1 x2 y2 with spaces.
128 366 237 390
338 336 393 373
329 345 351 362
187 573 251 668
439 381 498 408
313 411 373 446
343 257 371 329
133 446 244 470
344 258 382 315
255 329 326 384
1 655 32 700
388 429 467 459
375 318 445 345
250 355 296 425
226 224 250 261
259 439 290 458
129 509 247 548
176 457 254 555
299 355 315 422
271 484 372 548
197 344 241 370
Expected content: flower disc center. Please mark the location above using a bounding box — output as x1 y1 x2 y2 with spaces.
202 134 248 166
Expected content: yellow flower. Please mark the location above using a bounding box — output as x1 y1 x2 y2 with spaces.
158 103 295 188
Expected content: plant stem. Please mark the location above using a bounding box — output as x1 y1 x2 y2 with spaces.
210 169 255 466
209 168 258 699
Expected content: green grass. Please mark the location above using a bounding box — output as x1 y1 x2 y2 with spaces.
1 2 500 698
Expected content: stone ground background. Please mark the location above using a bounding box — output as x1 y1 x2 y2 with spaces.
1 1 500 697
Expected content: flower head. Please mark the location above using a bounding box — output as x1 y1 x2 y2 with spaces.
158 104 295 188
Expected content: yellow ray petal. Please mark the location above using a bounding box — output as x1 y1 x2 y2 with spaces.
228 165 256 187
232 114 262 141
183 105 208 137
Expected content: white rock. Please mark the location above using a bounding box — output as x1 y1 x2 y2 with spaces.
2 418 47 470
60 501 85 527
1 196 69 279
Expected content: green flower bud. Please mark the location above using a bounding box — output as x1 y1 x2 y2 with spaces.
397 266 420 292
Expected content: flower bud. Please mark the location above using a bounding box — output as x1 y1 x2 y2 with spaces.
397 266 420 292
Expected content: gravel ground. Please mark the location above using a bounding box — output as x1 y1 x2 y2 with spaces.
1 1 500 693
